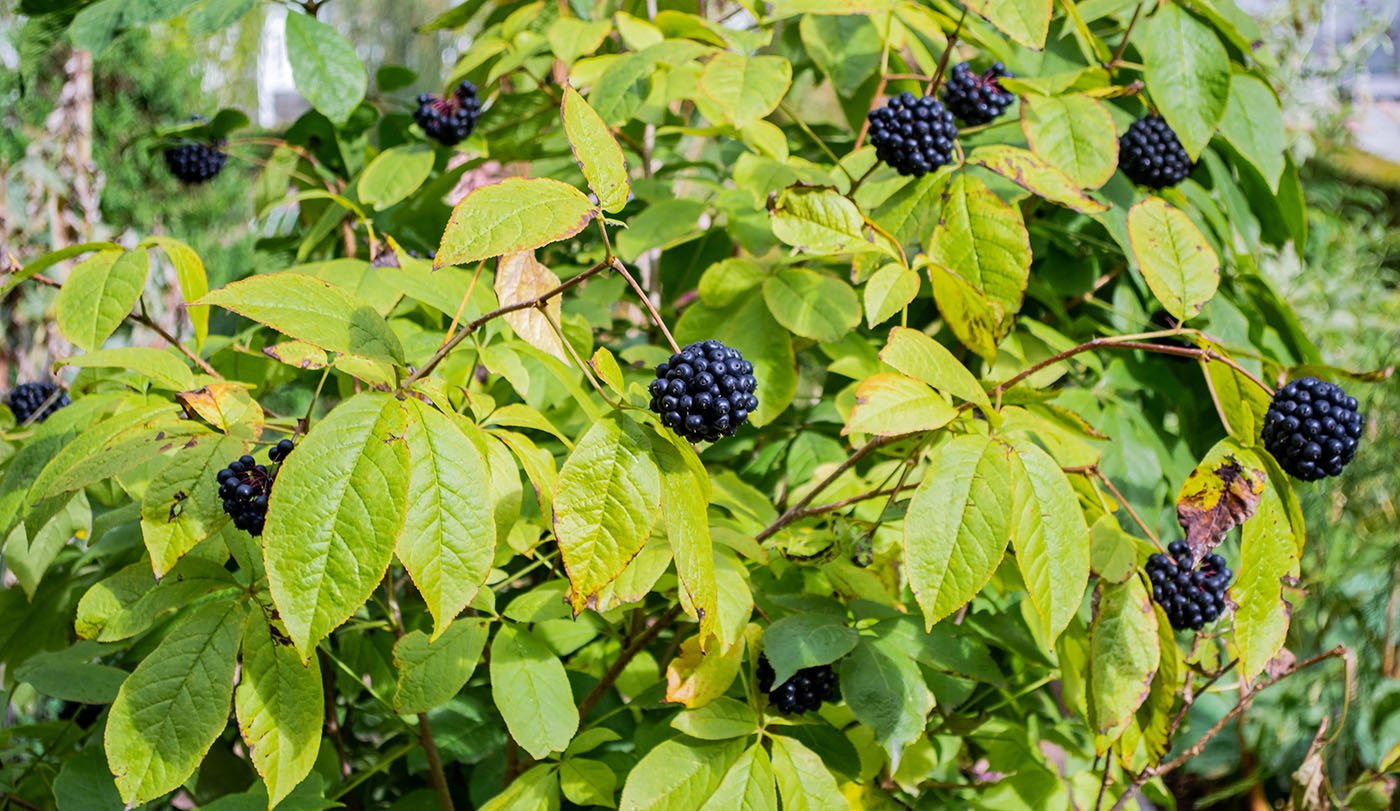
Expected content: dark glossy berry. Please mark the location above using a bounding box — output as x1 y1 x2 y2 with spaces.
1118 115 1193 188
413 80 482 146
943 61 1015 125
867 93 958 177
1262 377 1363 481
162 120 227 184
216 442 295 536
756 654 839 716
1146 543 1232 631
648 340 757 443
5 381 70 425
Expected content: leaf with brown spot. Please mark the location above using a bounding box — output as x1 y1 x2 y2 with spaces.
178 383 265 440
1176 439 1264 560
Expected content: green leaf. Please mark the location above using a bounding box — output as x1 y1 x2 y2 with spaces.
562 85 630 213
769 736 846 811
1143 2 1230 159
1127 197 1220 322
675 290 796 427
195 273 404 365
928 173 1031 339
140 434 247 577
964 146 1110 214
1218 73 1285 191
904 434 1015 629
143 236 209 351
54 744 124 810
799 14 881 96
672 697 760 740
763 614 858 686
1199 342 1271 442
1 242 121 297
27 402 197 503
437 177 599 267
264 394 411 659
769 186 885 256
392 618 490 714
357 145 435 210
588 51 659 128
104 599 248 805
399 400 496 639
14 648 128 704
1089 577 1159 737
561 758 618 808
653 432 718 646
284 11 368 124
550 18 613 65
863 264 921 328
235 614 323 808
1008 437 1091 647
927 263 1003 363
482 764 561 811
55 249 149 352
490 624 579 759
1089 515 1139 584
761 267 860 344
699 53 792 128
555 413 661 613
962 0 1051 48
58 347 195 392
618 737 745 810
699 744 777 811
881 327 993 413
844 373 958 437
1020 93 1119 189
873 169 952 248
838 636 929 766
1231 448 1300 682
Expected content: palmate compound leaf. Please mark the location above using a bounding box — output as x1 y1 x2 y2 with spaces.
104 599 249 805
554 412 661 614
235 613 323 808
904 434 1015 629
264 393 411 660
398 399 496 640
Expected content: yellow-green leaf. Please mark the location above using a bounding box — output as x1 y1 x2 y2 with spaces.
964 145 1109 214
490 625 579 758
58 347 195 392
1008 437 1091 647
928 172 1031 338
1144 3 1230 159
1089 577 1159 738
962 0 1051 49
437 177 599 267
143 236 209 351
761 266 860 344
1231 448 1300 682
880 326 992 413
844 373 957 437
699 53 792 128
562 85 630 213
55 249 149 352
235 613 323 808
1020 93 1119 189
1127 197 1220 322
393 618 490 713
357 144 435 210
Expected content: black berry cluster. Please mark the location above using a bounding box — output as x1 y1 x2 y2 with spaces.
163 138 227 184
217 440 294 536
1118 115 1193 188
413 81 482 146
1262 377 1363 481
1147 542 1231 631
943 62 1015 125
6 381 70 425
756 654 838 716
867 91 959 177
648 340 758 443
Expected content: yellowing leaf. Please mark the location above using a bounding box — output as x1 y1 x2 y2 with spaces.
176 382 264 439
494 251 569 362
927 173 1031 339
963 0 1051 49
437 177 598 267
1127 197 1220 322
699 53 792 128
1090 577 1159 740
844 373 958 437
562 85 630 213
665 634 745 708
964 145 1109 214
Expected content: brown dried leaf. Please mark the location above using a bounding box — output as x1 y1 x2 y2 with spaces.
1176 449 1264 560
493 251 569 362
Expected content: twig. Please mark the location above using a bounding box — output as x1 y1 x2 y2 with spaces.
755 435 902 543
577 604 683 720
418 713 456 811
926 7 969 95
611 258 680 353
1092 467 1163 551
785 482 921 522
401 261 609 390
1094 748 1113 811
778 102 854 183
1108 3 1145 72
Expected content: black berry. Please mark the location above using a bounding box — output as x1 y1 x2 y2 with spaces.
867 91 958 177
756 654 838 716
162 119 227 184
6 381 70 425
648 340 758 443
943 62 1014 126
1146 541 1231 631
217 440 295 536
413 81 482 146
1262 377 1363 481
1118 115 1193 188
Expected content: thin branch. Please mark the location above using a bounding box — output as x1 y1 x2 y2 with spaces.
1094 748 1113 811
577 604 683 720
0 795 43 811
440 259 486 349
418 713 456 811
755 435 902 543
1092 467 1163 551
1108 3 1145 71
787 482 921 522
611 258 680 353
401 261 609 391
926 7 969 95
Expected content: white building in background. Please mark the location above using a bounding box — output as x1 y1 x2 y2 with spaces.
257 4 310 129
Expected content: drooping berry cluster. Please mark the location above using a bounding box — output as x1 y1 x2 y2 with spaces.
867 91 959 177
163 139 228 184
413 81 482 146
648 340 758 443
1147 542 1232 631
1262 377 1364 481
217 439 294 536
943 61 1015 125
1118 115 1193 188
756 654 839 716
5 381 70 425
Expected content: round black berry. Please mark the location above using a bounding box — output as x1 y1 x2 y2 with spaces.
413 81 482 147
1146 544 1231 631
217 441 295 536
1262 377 1363 481
1118 115 1193 188
162 120 227 184
867 92 959 177
943 62 1015 126
648 340 757 443
6 381 70 425
756 654 839 716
